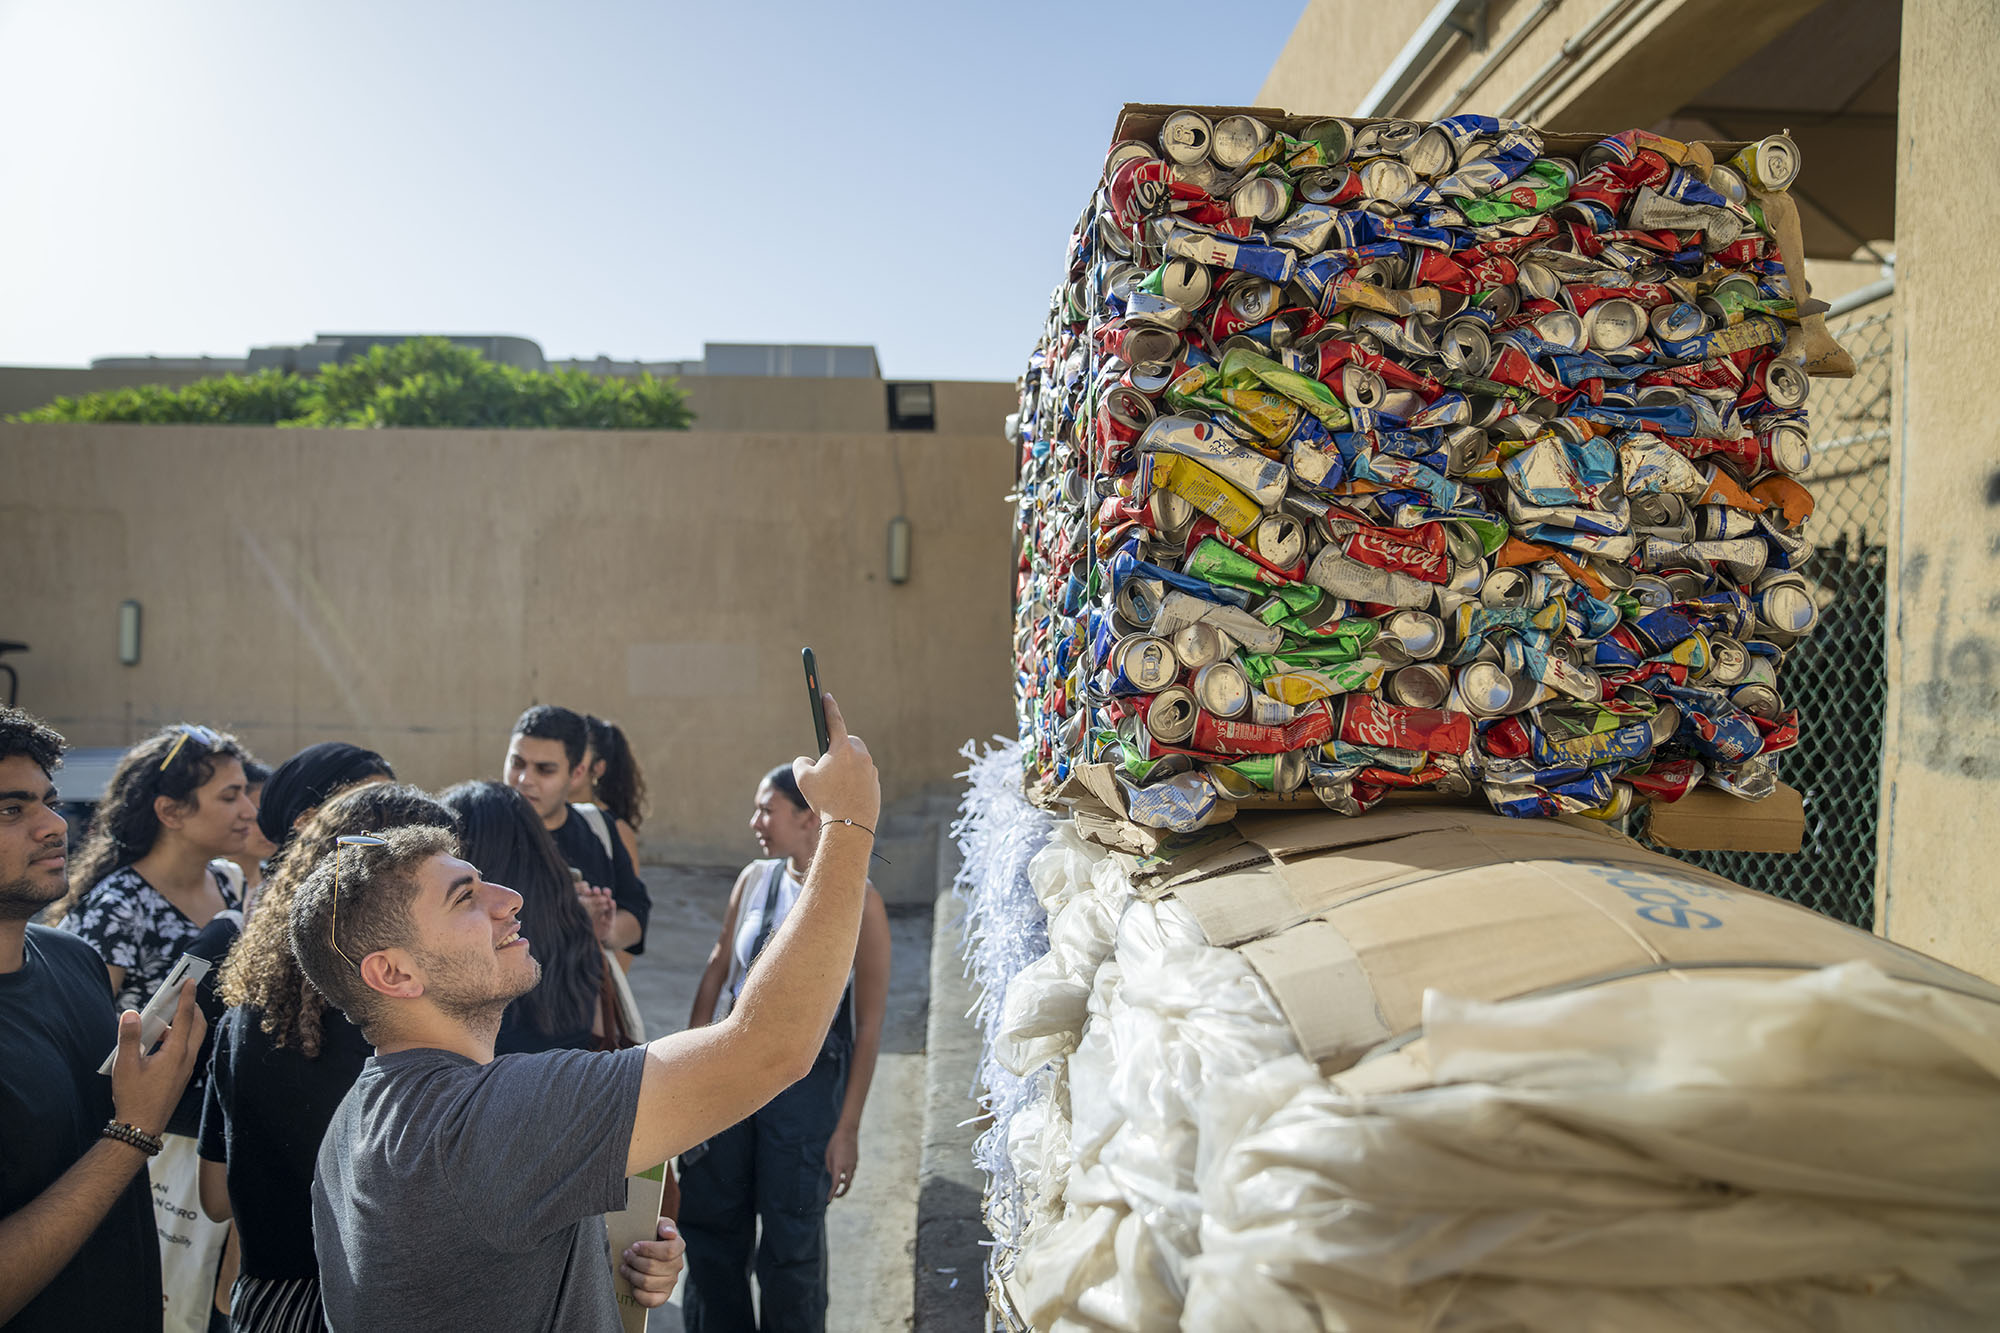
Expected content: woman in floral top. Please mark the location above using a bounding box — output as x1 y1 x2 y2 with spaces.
59 725 256 1014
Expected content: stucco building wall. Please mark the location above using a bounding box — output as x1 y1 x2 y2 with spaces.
1876 0 2000 977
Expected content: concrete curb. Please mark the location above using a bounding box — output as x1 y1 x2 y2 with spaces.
914 835 990 1331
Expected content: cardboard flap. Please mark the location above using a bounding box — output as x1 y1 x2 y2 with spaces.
1176 866 1304 947
1238 921 1391 1064
1755 192 1855 378
1647 781 1805 852
1180 812 1679 947
1233 804 1484 859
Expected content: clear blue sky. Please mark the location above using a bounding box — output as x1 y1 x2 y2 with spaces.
0 1 1306 382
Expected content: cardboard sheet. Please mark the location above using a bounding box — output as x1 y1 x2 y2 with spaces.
1647 780 1805 851
1166 810 2000 1073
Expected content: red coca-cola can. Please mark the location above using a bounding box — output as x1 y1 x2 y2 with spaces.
1337 695 1474 755
1192 703 1334 756
1343 522 1448 583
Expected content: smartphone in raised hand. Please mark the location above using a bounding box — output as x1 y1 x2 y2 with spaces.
802 647 831 757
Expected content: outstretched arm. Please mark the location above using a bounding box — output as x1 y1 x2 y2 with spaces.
626 694 880 1174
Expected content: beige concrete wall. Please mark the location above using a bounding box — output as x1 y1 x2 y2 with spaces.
1876 0 2000 979
1259 0 1815 129
0 419 1018 868
1257 0 1440 118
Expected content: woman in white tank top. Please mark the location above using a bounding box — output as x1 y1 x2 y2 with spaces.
679 765 891 1332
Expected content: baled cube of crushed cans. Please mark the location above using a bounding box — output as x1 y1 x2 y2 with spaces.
1011 107 1840 830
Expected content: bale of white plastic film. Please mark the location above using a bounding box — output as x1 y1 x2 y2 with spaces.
961 797 2000 1330
1185 965 2000 1331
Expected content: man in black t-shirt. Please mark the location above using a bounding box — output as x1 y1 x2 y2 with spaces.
0 708 205 1331
503 705 650 956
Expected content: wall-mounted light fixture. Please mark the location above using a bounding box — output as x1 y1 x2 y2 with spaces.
118 600 142 665
887 516 912 584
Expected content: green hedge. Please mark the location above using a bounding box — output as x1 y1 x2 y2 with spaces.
8 338 694 430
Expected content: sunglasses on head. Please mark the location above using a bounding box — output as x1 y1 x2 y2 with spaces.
157 724 223 772
330 833 389 971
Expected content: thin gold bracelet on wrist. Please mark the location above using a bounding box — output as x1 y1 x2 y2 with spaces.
101 1120 163 1157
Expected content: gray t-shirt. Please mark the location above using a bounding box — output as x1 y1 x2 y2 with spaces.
312 1044 649 1332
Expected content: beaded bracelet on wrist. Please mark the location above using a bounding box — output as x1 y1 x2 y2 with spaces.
101 1120 163 1157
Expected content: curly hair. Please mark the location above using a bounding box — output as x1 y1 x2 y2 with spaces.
588 715 648 831
219 782 453 1055
0 707 67 775
61 725 246 919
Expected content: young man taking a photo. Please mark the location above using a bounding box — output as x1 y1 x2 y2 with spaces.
298 694 878 1329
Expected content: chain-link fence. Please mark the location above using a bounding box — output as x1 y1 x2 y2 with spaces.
1653 296 1894 927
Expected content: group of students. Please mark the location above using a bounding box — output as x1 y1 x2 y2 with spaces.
0 699 890 1333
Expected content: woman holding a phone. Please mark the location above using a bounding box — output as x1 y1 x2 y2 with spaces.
677 763 892 1332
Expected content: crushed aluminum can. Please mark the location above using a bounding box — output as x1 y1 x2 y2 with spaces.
1763 358 1810 410
1113 578 1165 632
1154 258 1214 310
1728 135 1802 192
1575 783 1637 821
1707 756 1779 800
1170 621 1226 671
1252 513 1308 569
1120 771 1225 831
1531 310 1586 351
1306 548 1435 608
1358 157 1420 204
1696 505 1760 541
1761 423 1812 475
1140 685 1200 744
1628 757 1704 801
1706 162 1749 206
1160 110 1214 166
1456 659 1531 718
1754 576 1820 637
1192 661 1252 718
1231 175 1292 224
1386 662 1452 709
1583 298 1645 352
1111 634 1178 694
1193 704 1335 755
1210 114 1270 170
1337 694 1473 755
1480 567 1531 608
1439 319 1493 375
1650 301 1708 343
1381 609 1446 659
1730 682 1784 720
1702 633 1753 686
